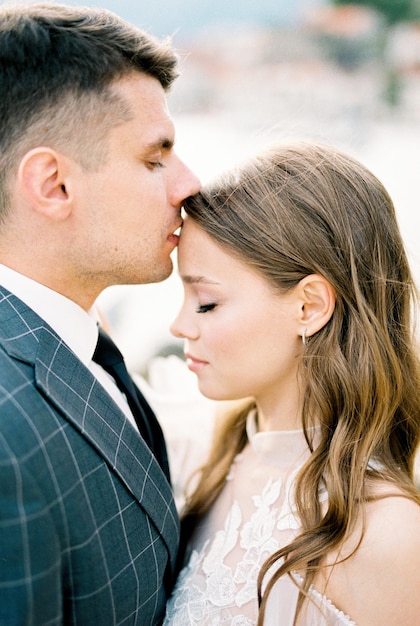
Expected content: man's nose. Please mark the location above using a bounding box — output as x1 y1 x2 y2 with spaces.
169 157 201 208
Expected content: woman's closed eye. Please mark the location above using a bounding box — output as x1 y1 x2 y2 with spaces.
196 303 217 314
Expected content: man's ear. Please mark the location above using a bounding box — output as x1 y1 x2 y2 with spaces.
17 147 72 220
297 273 336 340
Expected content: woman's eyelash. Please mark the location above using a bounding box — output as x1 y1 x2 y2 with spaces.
196 303 216 314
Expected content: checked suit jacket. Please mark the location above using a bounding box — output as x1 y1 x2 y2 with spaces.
0 286 180 625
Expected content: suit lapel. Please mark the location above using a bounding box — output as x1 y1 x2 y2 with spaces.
0 288 179 570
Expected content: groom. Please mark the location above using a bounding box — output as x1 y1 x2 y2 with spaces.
0 3 199 625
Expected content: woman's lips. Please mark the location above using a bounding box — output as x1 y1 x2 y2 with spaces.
185 353 208 372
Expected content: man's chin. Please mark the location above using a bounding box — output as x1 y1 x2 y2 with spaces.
139 260 174 285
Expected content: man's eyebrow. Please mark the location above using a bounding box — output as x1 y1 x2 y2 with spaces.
145 137 174 151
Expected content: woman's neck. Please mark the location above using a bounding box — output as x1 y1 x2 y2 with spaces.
255 397 304 432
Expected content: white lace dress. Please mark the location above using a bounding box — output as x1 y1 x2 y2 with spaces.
164 413 356 625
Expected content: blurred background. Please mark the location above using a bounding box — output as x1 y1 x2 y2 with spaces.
7 0 420 492
8 0 420 374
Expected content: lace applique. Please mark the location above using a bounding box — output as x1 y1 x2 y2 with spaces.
164 543 255 625
164 425 351 626
164 475 293 625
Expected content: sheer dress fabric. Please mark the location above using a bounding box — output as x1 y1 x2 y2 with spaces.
164 412 356 626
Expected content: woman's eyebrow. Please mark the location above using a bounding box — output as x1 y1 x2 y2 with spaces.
181 275 220 285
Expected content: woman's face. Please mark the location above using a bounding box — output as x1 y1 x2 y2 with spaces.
171 217 303 417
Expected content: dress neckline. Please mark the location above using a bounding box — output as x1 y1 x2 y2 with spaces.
246 410 320 469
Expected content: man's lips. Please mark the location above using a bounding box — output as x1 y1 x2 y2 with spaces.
167 222 183 246
167 232 179 246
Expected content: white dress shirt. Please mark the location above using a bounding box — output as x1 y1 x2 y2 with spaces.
0 264 137 427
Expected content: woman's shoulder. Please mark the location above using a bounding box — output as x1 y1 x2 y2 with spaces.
327 489 420 568
322 491 420 625
331 486 420 558
364 489 420 550
366 493 418 553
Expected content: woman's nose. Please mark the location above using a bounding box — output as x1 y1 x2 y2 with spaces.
170 307 199 340
169 315 184 338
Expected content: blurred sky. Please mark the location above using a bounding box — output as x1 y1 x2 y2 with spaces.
41 0 327 40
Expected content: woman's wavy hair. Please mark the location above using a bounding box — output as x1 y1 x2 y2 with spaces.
180 141 420 623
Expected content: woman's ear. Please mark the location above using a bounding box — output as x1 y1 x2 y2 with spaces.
297 274 336 340
17 147 72 220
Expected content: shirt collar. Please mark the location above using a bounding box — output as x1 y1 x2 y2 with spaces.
0 264 98 365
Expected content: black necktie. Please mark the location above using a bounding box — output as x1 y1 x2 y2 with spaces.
92 327 170 478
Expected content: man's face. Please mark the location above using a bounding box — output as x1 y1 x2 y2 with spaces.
70 73 200 296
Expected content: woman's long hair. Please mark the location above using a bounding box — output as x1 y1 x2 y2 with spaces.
180 142 420 622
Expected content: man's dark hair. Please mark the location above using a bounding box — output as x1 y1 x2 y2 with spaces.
0 3 179 214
